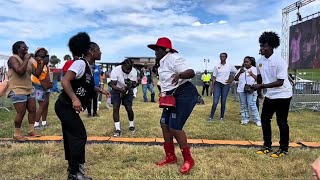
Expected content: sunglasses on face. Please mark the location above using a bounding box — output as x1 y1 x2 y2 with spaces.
21 46 29 50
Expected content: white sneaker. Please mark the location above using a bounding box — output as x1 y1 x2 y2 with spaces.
256 121 262 127
98 101 102 104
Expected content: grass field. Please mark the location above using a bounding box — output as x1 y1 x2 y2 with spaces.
0 86 319 179
289 69 320 81
0 143 319 180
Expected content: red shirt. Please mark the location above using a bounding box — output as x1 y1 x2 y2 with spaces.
62 60 74 73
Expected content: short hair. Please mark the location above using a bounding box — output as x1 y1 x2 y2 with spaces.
88 42 98 54
90 42 98 48
259 31 280 49
68 32 91 57
12 41 25 54
220 52 228 58
121 58 134 67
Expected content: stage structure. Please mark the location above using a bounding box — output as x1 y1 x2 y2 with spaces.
282 0 320 112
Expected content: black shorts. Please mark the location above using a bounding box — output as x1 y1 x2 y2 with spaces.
111 90 134 107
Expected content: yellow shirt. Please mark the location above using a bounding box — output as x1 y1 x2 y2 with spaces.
31 60 48 85
201 74 211 82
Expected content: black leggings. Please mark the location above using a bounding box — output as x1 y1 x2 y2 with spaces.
87 91 98 115
55 99 87 175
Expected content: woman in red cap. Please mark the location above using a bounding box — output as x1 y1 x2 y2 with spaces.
148 37 198 174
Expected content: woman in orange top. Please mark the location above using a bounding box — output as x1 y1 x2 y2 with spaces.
31 48 52 129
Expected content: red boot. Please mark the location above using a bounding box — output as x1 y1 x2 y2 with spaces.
156 142 177 166
180 146 195 174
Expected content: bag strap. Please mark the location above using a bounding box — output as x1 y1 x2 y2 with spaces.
244 69 248 84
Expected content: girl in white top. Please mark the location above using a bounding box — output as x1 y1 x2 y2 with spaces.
148 37 198 174
234 56 261 126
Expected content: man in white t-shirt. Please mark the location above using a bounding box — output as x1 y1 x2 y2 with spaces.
109 58 137 137
252 31 292 158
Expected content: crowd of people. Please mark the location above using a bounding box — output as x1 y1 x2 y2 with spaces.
1 31 319 179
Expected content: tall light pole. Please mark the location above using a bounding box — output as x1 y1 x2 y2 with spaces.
204 59 210 70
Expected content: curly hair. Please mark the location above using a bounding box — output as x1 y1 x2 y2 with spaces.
259 31 280 49
12 41 25 54
68 32 91 57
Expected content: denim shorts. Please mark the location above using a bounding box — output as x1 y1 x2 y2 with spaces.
160 82 198 130
8 90 36 104
33 83 50 101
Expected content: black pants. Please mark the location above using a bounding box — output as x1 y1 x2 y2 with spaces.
55 99 87 175
202 82 210 96
157 85 161 92
261 97 291 151
87 91 98 115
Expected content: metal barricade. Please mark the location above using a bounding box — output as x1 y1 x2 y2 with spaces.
290 81 320 111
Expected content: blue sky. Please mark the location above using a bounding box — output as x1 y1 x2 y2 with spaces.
0 0 319 71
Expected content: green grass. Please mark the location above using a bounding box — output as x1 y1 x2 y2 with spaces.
0 86 320 142
0 86 319 179
0 143 319 179
289 69 320 81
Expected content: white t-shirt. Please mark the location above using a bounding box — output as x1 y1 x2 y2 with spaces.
212 63 237 84
237 66 257 93
110 65 137 89
257 54 292 99
68 59 91 79
158 53 191 92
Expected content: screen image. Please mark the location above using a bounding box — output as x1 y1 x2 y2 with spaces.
289 15 320 69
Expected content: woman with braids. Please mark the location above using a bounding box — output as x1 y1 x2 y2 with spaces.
55 32 109 180
109 58 137 137
234 56 261 126
148 37 198 174
252 31 292 158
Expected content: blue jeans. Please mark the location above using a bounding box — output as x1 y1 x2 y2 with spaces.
209 82 230 119
142 84 155 101
239 92 261 123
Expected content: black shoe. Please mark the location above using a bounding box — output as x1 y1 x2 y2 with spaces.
113 129 121 137
87 114 92 117
67 172 92 180
270 149 288 158
151 93 155 102
92 113 99 117
256 146 272 155
129 126 135 133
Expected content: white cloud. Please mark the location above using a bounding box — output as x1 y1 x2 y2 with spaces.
218 20 228 24
192 21 214 26
0 0 319 72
